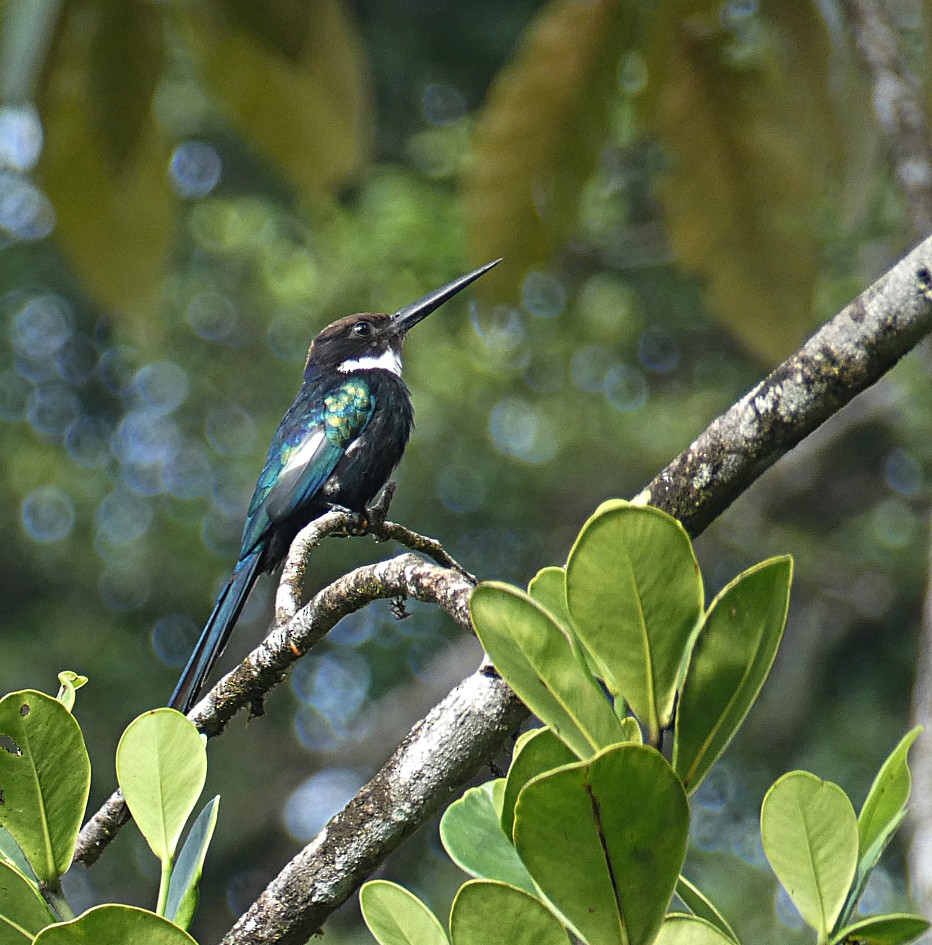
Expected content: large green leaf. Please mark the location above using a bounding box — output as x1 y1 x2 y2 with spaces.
182 0 373 198
501 728 576 841
859 727 922 858
440 783 536 894
360 881 449 945
565 501 703 742
514 744 689 945
463 0 635 300
115 709 206 864
837 727 922 930
32 904 196 944
0 859 55 943
673 556 792 793
36 0 175 319
655 914 737 945
830 914 930 945
639 0 840 363
761 771 858 938
470 582 625 759
450 880 568 945
0 691 90 886
164 796 220 931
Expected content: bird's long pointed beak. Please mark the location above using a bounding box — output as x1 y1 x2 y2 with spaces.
391 259 502 335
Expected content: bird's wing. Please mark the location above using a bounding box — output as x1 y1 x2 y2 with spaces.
239 378 375 554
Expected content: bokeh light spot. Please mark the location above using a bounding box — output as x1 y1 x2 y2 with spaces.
163 443 213 499
0 170 54 240
65 416 113 468
96 490 154 547
206 404 257 456
884 447 922 497
437 464 485 514
27 383 79 438
132 360 190 413
169 141 222 199
152 613 200 667
420 83 466 126
283 769 365 842
489 397 558 465
604 363 648 411
521 271 566 319
21 485 76 542
637 327 680 373
570 344 614 393
187 291 240 343
0 105 43 171
291 650 371 725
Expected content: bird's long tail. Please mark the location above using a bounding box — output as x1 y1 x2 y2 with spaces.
169 547 264 714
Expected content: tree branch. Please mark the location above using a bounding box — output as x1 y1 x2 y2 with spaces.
74 234 932 936
217 237 932 944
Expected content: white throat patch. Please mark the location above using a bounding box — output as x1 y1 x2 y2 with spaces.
337 349 402 375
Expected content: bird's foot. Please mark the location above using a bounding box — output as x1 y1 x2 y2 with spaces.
326 503 369 537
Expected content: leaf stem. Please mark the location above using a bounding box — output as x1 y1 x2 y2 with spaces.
157 856 173 916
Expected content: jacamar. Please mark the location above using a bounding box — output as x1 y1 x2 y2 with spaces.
169 259 501 714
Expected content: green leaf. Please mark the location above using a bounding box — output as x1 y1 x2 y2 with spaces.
360 880 449 945
115 709 207 864
450 880 568 945
0 858 55 943
164 796 220 930
565 502 704 742
55 674 87 715
182 0 373 198
470 582 625 759
528 568 572 629
502 728 577 841
440 783 536 894
463 0 636 301
673 557 792 792
859 727 922 858
675 876 739 944
32 904 197 944
514 743 689 945
830 914 930 945
618 717 643 744
837 728 922 930
761 771 858 938
639 1 840 363
36 3 175 318
655 914 738 945
0 690 90 885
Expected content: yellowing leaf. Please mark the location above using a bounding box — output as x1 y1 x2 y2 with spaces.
183 0 373 197
37 2 174 322
640 0 838 363
463 0 635 300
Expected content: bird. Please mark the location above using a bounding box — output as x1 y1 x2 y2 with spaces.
169 259 501 714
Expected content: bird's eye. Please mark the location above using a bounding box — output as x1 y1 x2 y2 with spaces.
353 322 372 337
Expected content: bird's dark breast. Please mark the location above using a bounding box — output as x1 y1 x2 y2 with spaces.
325 371 413 510
265 371 413 564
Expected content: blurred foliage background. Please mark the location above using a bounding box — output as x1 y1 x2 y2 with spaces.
0 0 929 942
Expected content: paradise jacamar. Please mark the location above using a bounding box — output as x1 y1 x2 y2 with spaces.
169 259 501 714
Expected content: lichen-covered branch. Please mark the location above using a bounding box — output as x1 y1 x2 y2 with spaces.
74 234 932 934
640 234 932 534
223 670 524 945
217 238 932 945
73 550 475 866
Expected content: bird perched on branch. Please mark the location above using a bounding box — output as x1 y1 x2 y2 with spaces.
169 260 501 714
